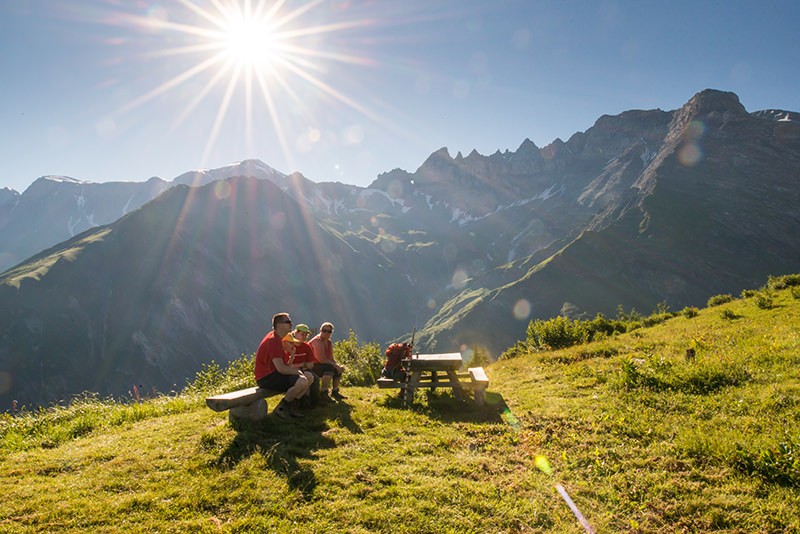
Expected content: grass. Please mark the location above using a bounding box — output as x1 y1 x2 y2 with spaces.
1 286 799 532
1 228 112 288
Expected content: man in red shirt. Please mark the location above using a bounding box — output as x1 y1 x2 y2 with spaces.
309 321 346 401
254 312 310 419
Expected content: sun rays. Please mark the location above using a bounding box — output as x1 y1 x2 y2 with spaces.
107 0 377 168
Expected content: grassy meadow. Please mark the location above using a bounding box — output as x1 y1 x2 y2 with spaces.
1 281 799 532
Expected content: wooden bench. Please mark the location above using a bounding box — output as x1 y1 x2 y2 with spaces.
468 367 489 406
377 378 406 389
205 387 282 422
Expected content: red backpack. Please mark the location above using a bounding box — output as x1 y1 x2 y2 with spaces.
384 343 412 370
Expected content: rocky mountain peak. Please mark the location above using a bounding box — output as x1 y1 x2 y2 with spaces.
687 89 747 116
0 188 19 206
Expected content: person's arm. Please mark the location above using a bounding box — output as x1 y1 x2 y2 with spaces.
273 357 304 376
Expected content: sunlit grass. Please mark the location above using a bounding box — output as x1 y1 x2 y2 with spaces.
1 281 799 531
1 228 112 288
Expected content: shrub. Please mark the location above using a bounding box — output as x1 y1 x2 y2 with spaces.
792 287 800 300
527 315 589 350
616 305 642 322
466 345 492 367
754 290 775 310
183 361 226 394
741 289 758 298
642 312 675 327
721 309 738 320
183 355 254 395
767 273 800 290
586 312 627 338
499 341 528 360
333 330 383 386
708 294 734 307
681 306 700 318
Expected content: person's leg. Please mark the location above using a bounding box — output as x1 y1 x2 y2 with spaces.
260 373 298 419
284 374 308 402
299 371 315 407
332 369 346 399
308 372 321 404
320 374 332 393
282 374 309 417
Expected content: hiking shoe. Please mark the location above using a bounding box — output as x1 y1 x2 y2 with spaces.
332 389 347 400
273 400 290 420
288 401 305 418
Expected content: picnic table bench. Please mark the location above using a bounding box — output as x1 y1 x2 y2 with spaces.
377 352 489 406
205 387 282 422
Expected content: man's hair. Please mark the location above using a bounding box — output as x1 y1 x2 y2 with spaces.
272 312 290 329
320 321 334 331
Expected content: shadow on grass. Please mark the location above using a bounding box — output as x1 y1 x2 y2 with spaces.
378 389 507 425
209 401 357 499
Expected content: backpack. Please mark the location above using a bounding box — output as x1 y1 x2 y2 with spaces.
384 342 412 371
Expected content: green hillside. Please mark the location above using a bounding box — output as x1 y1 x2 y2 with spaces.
2 280 799 532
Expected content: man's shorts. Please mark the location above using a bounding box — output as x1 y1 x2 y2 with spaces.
313 363 342 378
257 372 300 392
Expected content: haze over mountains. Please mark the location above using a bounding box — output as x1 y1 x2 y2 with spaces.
1 89 798 409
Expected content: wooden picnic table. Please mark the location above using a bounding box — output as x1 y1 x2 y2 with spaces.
376 352 490 406
402 352 467 403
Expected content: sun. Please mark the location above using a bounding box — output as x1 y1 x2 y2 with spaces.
110 0 377 165
219 13 278 69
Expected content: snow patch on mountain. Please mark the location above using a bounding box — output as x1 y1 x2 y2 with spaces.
359 188 411 213
44 176 90 185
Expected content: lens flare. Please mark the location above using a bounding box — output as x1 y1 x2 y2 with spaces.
513 299 531 320
451 269 468 289
678 142 702 166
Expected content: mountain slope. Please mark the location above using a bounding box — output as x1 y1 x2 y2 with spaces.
1 89 799 407
418 90 800 352
0 176 418 407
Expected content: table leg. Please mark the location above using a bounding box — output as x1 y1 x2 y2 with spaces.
446 370 464 401
405 371 421 405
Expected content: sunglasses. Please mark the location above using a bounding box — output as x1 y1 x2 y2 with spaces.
322 328 333 333
278 320 293 325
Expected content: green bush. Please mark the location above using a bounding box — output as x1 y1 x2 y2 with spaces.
767 274 800 290
792 287 800 300
754 290 775 310
586 312 627 338
466 345 492 367
333 330 383 386
527 315 589 350
183 355 254 395
681 306 700 318
499 341 530 360
721 309 738 320
741 289 758 298
642 312 676 327
708 294 734 307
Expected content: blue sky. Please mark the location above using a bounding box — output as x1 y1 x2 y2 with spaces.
1 0 798 193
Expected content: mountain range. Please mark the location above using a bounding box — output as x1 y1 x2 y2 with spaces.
1 88 798 409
